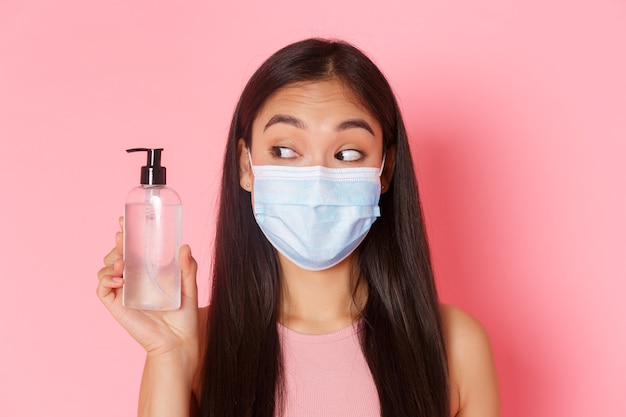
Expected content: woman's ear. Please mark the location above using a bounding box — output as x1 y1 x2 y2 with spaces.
237 139 253 192
381 145 395 194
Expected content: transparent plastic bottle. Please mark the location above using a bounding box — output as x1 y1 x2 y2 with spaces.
123 148 182 310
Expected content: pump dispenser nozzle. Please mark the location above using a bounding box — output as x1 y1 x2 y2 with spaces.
127 148 166 185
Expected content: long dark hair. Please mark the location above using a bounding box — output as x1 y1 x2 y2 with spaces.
200 38 449 417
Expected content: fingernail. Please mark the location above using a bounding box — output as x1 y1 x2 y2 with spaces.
112 278 123 283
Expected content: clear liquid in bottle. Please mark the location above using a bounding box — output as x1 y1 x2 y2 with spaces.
123 187 182 310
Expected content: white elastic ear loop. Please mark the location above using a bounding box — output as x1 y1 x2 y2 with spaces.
379 154 387 176
247 147 255 172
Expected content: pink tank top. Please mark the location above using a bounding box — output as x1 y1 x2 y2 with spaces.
279 323 381 417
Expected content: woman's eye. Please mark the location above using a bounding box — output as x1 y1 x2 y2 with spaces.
271 146 299 159
335 149 363 162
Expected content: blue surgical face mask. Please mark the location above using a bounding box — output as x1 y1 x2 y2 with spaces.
249 153 384 271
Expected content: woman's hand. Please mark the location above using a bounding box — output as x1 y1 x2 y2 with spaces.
97 217 200 366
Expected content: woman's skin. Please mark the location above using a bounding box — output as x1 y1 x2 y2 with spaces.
97 79 499 417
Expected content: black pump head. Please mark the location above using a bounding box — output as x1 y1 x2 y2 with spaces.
126 148 166 185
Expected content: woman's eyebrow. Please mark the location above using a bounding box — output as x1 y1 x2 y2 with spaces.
336 119 374 135
264 114 305 132
263 115 374 136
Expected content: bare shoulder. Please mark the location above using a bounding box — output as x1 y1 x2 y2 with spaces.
440 304 500 417
440 304 491 353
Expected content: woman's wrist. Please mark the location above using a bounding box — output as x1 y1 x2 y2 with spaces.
145 343 199 385
139 349 199 417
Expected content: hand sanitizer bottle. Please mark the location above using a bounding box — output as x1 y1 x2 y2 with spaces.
123 148 182 310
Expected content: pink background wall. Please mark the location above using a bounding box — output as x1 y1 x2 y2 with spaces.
1 0 624 416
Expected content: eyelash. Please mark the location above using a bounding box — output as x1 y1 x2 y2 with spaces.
270 146 299 159
335 149 364 162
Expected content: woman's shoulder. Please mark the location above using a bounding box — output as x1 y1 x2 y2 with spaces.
439 304 500 417
440 304 491 346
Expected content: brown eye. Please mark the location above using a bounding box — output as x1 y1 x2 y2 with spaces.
335 149 363 162
271 146 299 159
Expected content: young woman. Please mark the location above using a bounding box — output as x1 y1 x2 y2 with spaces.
97 38 499 417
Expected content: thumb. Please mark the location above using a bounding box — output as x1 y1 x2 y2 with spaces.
179 244 198 304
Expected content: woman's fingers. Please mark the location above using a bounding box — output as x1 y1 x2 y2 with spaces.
116 217 124 252
98 229 125 306
96 264 124 307
179 244 198 306
103 245 122 267
97 225 201 355
115 230 123 255
103 226 124 267
112 257 124 275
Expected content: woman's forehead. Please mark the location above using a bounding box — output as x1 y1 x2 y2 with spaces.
254 80 379 127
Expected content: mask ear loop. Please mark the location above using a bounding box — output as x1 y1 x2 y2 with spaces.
379 154 388 191
247 147 256 175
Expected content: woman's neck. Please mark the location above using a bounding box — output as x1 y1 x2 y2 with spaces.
278 253 366 334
